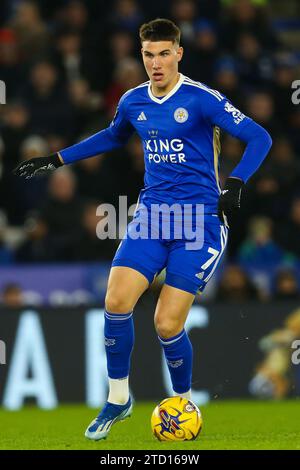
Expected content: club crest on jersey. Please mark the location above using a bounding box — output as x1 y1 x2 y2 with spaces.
174 107 188 123
224 101 245 124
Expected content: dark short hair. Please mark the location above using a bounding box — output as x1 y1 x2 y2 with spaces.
139 18 181 45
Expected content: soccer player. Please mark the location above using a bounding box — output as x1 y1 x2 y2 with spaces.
14 19 272 440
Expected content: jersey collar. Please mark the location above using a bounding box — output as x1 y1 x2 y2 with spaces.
148 73 184 104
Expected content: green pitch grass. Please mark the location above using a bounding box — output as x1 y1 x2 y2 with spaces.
0 400 299 450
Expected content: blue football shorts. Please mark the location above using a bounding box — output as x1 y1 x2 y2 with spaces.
112 207 228 295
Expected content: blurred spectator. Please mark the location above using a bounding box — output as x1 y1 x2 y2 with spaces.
38 167 85 261
220 134 245 181
20 135 49 166
222 0 278 51
213 56 241 105
10 0 50 61
272 52 298 135
275 197 300 259
46 134 69 155
69 201 117 261
74 152 122 206
245 171 283 221
184 20 219 83
0 211 14 264
171 0 198 45
0 102 31 223
0 28 24 99
9 136 49 223
54 28 84 82
109 29 136 62
246 91 283 136
265 137 300 202
53 26 107 93
100 28 141 90
108 0 144 34
250 307 300 399
216 264 261 302
68 79 103 137
273 269 300 301
20 60 74 137
57 0 90 35
236 32 273 88
237 216 290 268
273 52 297 109
1 102 30 171
104 58 146 118
74 134 143 207
198 0 222 20
1 282 24 307
54 1 109 91
15 215 50 263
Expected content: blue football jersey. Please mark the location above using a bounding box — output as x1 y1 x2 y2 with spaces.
59 73 271 294
109 73 252 214
61 73 271 215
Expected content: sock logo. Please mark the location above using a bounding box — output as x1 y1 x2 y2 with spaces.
167 359 183 368
104 337 116 346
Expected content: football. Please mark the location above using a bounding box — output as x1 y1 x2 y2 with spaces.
151 396 203 441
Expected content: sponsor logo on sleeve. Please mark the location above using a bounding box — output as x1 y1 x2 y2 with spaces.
224 101 245 124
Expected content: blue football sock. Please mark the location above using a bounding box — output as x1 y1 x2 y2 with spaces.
104 310 134 379
158 329 193 394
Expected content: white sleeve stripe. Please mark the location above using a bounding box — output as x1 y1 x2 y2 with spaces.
183 79 223 102
135 81 150 89
121 82 149 99
183 76 224 100
183 81 223 102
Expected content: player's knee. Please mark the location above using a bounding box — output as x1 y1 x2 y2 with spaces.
105 291 134 314
154 316 182 339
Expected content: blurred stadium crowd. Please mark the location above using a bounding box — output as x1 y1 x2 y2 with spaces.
0 0 300 303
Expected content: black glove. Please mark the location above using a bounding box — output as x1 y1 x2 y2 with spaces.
13 153 63 179
218 177 244 227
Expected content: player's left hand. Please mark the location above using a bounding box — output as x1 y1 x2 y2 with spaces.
218 177 244 227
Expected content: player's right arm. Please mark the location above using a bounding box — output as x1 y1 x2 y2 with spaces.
13 93 134 178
